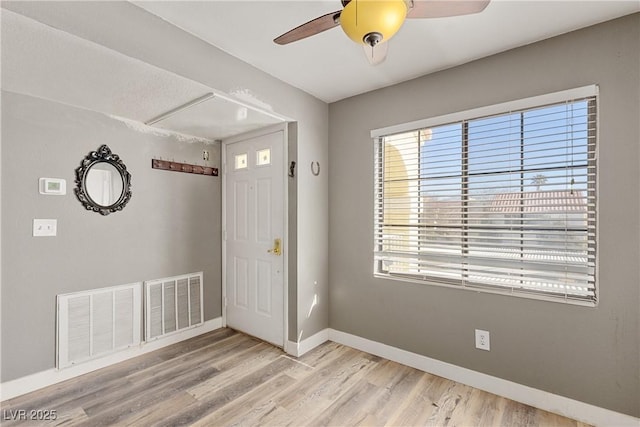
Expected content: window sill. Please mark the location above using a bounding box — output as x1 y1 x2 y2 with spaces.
373 272 598 307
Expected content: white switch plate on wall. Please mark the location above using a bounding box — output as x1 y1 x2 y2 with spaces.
33 219 57 237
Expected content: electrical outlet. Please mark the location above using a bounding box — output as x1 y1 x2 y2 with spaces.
475 329 490 351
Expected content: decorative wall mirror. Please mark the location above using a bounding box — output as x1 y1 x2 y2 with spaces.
75 145 132 215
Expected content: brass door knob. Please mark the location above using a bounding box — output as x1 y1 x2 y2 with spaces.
267 238 282 256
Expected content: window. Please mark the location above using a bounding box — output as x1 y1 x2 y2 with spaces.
373 87 597 304
256 148 271 166
234 153 248 170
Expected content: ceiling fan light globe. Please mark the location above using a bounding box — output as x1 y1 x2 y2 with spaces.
340 0 407 45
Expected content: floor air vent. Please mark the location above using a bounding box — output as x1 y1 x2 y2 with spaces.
57 283 142 369
145 272 204 341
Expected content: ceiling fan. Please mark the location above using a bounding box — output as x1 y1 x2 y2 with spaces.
274 0 490 65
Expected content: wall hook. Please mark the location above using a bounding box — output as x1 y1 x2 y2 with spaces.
311 161 320 176
289 161 296 178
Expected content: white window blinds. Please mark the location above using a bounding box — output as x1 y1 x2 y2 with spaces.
374 90 597 304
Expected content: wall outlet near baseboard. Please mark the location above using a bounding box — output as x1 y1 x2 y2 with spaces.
475 329 490 351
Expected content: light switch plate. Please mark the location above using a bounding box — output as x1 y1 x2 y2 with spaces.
33 219 57 237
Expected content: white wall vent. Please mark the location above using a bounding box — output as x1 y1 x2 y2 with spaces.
57 283 142 369
145 272 204 341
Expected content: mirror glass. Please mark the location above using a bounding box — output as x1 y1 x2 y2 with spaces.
75 144 132 216
85 162 124 207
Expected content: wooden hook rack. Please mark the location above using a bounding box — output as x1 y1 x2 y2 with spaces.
151 159 218 177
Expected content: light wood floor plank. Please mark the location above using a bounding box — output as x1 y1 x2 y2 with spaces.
122 391 198 427
0 328 591 427
385 372 450 426
187 342 282 400
306 378 379 426
364 361 425 424
158 356 298 427
191 373 295 427
259 352 379 426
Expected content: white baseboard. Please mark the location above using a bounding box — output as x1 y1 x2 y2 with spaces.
0 317 222 402
328 328 639 427
284 328 330 357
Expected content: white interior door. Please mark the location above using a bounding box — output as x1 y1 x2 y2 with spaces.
224 130 285 346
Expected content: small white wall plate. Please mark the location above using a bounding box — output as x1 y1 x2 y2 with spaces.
39 178 66 195
33 219 57 237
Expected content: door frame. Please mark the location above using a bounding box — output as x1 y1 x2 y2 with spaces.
221 123 289 347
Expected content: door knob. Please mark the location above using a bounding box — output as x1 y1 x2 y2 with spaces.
267 238 282 256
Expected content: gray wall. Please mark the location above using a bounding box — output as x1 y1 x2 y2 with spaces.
1 0 330 383
328 14 640 417
287 122 299 342
1 1 330 344
1 91 221 381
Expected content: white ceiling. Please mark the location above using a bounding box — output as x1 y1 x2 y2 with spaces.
2 0 638 134
134 0 640 103
1 8 285 141
1 9 212 124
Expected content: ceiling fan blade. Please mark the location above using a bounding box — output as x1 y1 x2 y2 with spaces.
364 41 388 66
274 10 342 45
407 0 490 19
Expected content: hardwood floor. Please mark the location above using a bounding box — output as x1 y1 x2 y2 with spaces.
1 328 590 426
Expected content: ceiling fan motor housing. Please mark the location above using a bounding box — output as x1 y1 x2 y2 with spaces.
340 0 408 45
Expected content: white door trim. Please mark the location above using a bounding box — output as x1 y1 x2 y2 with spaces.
221 123 289 347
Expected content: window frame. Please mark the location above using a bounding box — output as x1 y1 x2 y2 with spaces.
372 85 599 306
